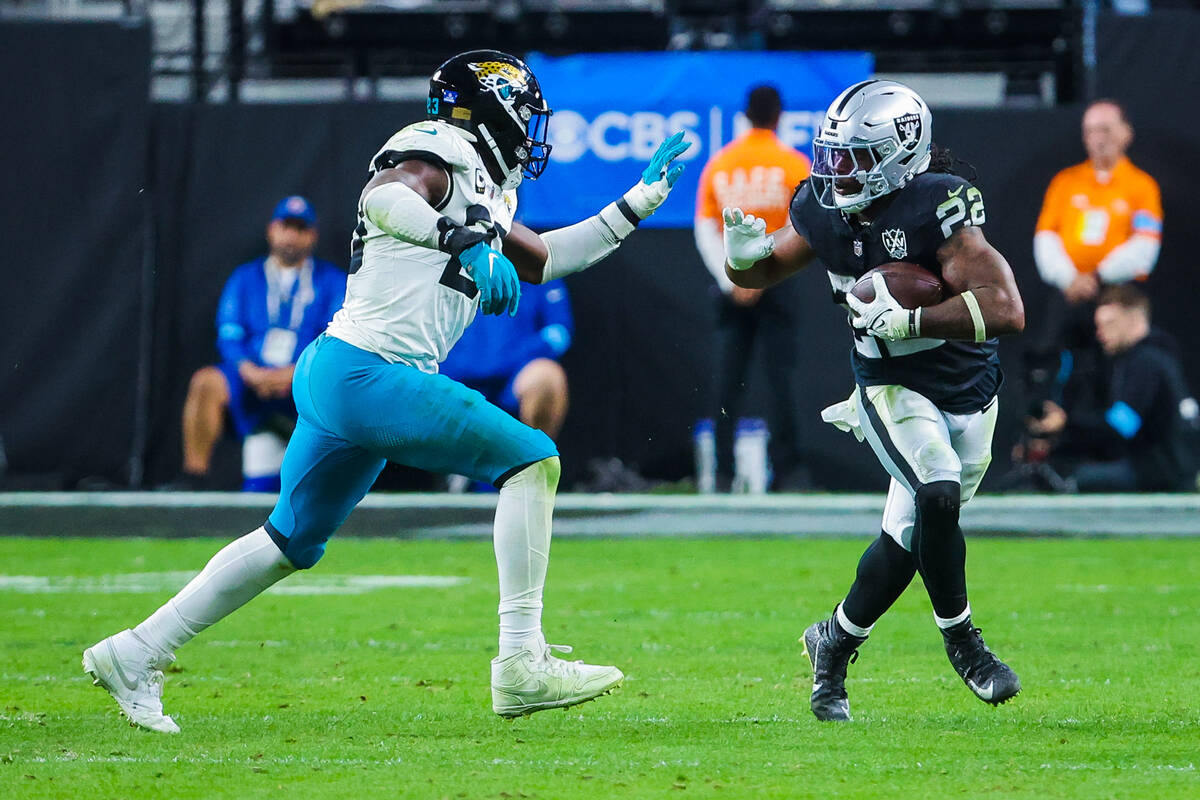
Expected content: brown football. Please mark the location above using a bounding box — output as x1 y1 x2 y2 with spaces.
851 262 946 309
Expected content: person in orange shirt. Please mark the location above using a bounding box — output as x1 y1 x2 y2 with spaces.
1034 100 1162 318
694 86 812 491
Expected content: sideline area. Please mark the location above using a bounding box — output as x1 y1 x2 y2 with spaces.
2 492 1198 538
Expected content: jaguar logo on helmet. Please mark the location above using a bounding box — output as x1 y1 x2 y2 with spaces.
893 113 923 150
468 61 529 94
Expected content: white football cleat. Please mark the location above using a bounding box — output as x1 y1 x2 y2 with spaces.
491 643 623 718
82 629 180 734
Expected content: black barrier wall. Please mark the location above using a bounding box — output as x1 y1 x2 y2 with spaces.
4 14 1200 490
0 22 151 487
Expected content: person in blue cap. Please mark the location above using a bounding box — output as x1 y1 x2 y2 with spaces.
168 196 347 490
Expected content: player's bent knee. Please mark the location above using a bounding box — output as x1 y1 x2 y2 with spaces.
499 456 561 494
912 440 960 485
263 521 327 570
915 480 961 531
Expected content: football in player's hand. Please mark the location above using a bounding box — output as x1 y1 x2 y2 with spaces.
851 262 946 309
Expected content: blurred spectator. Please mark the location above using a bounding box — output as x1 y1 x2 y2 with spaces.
440 278 573 441
1026 285 1197 493
166 197 346 491
693 85 812 491
1028 100 1163 411
1035 100 1162 311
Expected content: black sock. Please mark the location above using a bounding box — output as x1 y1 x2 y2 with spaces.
841 532 917 630
912 480 969 620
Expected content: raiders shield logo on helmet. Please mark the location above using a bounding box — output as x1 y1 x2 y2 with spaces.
893 112 923 150
882 228 908 260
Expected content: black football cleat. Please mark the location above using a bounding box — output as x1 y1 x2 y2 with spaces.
941 621 1021 706
801 615 867 722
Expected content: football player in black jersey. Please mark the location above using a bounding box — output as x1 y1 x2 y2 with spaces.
722 80 1025 721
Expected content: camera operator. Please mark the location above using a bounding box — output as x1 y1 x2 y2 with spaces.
1025 285 1196 492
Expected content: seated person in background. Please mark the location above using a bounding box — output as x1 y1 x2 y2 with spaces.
1026 285 1196 492
440 278 573 442
172 196 347 490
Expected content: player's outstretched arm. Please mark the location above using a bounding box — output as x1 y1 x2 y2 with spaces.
503 133 692 284
360 160 520 316
722 208 817 289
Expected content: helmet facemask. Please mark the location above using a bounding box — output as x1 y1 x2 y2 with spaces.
474 85 552 190
811 138 898 214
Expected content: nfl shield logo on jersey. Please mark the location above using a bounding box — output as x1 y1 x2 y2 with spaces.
853 240 863 258
882 228 908 260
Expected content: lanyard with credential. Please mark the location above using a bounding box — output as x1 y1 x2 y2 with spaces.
265 258 315 330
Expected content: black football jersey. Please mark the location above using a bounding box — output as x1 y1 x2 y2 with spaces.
789 171 1001 413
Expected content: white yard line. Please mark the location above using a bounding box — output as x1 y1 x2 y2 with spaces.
0 573 468 594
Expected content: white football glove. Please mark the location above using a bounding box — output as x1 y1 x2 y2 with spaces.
845 272 918 341
722 207 775 270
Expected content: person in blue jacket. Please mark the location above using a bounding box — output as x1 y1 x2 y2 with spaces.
440 279 574 442
172 196 346 490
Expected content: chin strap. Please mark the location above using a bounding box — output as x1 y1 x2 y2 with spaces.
475 122 521 190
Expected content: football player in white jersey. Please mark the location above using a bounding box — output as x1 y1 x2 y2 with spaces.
83 50 691 732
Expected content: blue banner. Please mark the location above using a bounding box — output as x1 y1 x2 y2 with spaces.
517 51 873 229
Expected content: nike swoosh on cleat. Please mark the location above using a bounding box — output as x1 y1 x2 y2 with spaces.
812 682 824 693
500 679 551 700
108 648 141 692
967 679 994 700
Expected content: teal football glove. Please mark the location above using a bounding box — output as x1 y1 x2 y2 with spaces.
461 241 521 317
624 131 692 219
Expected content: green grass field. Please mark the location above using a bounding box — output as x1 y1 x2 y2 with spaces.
1 535 1197 799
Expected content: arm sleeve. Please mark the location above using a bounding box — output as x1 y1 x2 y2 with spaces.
539 201 638 282
361 181 444 248
216 269 252 365
1096 235 1161 283
695 216 734 293
1034 230 1080 291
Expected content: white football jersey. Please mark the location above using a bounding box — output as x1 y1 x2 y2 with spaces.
326 121 517 372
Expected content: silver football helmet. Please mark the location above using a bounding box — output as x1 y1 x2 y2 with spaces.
810 80 933 213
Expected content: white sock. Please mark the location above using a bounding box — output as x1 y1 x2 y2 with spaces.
836 602 873 638
935 603 972 630
133 527 295 656
493 458 558 659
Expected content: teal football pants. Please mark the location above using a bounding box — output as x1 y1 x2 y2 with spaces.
265 334 558 568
